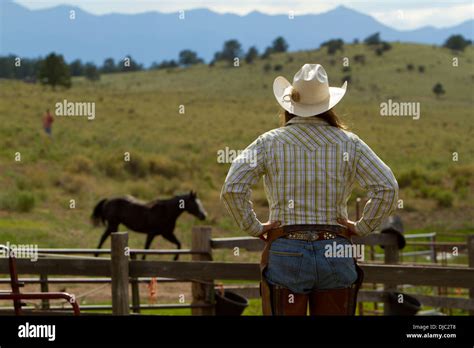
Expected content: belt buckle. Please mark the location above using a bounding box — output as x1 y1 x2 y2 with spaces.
286 230 337 241
301 231 316 241
303 230 323 241
309 232 319 241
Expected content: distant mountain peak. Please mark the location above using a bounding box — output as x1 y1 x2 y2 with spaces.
324 4 369 17
333 5 354 11
247 10 265 16
1 2 472 65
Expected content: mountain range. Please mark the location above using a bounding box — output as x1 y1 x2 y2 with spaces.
0 1 472 65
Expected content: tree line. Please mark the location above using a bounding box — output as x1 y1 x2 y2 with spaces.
0 34 470 89
0 36 289 87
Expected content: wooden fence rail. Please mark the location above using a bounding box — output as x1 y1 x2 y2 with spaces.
2 258 474 287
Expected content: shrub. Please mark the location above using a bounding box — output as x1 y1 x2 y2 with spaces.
397 169 440 189
54 174 88 194
99 155 125 179
443 34 471 51
273 64 283 71
448 165 474 178
16 192 36 212
127 182 155 200
382 42 391 50
320 39 344 55
15 176 31 190
25 169 49 189
353 54 366 64
417 184 454 208
148 156 179 179
0 190 36 213
67 155 94 174
418 184 436 199
433 190 454 208
433 83 445 98
0 192 17 211
124 154 148 178
375 42 392 55
454 176 469 191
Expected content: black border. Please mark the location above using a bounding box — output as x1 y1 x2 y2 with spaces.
0 315 473 346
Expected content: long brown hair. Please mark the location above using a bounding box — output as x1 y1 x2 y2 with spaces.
280 109 348 130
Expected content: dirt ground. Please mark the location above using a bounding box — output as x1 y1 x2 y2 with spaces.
0 280 192 309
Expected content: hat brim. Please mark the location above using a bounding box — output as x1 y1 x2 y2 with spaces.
273 76 347 117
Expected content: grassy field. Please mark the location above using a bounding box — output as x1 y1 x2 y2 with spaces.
0 42 473 258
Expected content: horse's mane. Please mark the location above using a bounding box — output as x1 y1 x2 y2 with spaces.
121 195 169 208
146 194 188 208
124 195 146 205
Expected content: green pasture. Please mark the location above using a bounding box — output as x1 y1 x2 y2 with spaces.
0 42 472 254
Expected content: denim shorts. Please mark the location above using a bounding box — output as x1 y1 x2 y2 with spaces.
264 236 358 294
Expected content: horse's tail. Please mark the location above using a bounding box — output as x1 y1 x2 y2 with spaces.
91 199 107 227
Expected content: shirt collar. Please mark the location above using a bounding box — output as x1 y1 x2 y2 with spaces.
286 116 329 126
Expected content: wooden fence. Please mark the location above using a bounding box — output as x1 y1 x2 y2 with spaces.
1 227 474 315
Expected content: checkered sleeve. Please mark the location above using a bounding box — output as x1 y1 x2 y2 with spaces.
353 137 399 236
220 136 266 237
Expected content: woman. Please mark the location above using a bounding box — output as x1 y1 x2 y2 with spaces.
221 64 398 315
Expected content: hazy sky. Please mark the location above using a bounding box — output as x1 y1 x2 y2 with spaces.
14 0 474 29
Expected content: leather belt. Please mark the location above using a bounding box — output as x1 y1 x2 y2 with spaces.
281 224 348 242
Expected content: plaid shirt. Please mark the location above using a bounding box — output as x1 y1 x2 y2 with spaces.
221 116 399 237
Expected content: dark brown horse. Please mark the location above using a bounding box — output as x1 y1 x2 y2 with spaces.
91 191 206 260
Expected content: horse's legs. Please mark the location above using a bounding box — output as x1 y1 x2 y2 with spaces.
142 233 155 260
162 234 182 261
95 223 118 257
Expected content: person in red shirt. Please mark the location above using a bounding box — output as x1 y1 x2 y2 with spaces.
43 109 54 136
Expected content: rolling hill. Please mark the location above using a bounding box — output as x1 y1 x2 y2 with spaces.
0 42 473 254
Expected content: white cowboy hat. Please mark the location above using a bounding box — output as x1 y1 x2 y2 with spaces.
273 63 347 117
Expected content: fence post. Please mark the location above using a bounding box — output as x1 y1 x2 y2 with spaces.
430 233 437 264
383 236 399 316
39 274 50 310
468 235 474 316
111 232 130 315
191 226 215 315
130 253 140 313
